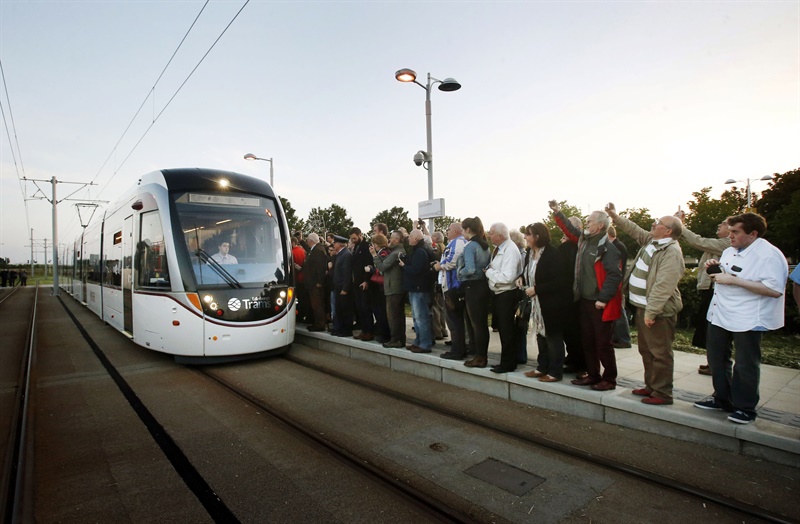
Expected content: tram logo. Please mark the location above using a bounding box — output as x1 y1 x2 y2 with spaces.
227 297 270 311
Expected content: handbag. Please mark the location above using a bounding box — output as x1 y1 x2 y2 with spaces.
514 289 532 328
370 271 384 285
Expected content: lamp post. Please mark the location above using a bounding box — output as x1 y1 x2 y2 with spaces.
395 68 461 231
724 175 773 210
244 153 274 187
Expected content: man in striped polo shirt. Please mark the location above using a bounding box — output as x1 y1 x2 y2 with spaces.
606 203 685 406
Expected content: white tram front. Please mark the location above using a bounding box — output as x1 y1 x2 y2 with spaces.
62 168 295 363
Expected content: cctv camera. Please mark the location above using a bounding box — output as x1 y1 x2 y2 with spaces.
413 150 426 167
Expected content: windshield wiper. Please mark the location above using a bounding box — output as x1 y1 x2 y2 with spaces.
195 248 242 289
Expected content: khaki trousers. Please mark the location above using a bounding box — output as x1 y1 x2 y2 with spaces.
634 308 677 400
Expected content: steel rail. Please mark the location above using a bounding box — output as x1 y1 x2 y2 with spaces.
2 283 38 524
197 368 478 524
285 354 794 524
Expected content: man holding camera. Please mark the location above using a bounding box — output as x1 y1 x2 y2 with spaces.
695 213 788 424
606 204 685 405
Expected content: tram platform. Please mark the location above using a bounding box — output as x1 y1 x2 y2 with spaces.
295 322 800 468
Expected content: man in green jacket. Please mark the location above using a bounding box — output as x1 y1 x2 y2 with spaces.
606 203 685 406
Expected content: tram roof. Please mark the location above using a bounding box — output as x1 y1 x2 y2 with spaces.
157 168 277 198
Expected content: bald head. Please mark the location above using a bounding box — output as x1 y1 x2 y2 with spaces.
653 215 682 240
409 229 424 245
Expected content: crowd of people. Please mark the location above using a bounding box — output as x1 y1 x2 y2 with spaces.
291 205 798 425
0 268 28 287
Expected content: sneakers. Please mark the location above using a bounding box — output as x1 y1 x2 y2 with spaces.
694 397 724 410
727 410 756 424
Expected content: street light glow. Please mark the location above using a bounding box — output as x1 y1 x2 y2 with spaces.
395 68 417 82
244 153 258 161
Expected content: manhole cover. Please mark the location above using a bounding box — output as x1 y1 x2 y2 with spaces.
464 458 545 496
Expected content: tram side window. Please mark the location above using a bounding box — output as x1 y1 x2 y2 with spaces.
136 211 170 289
103 230 122 287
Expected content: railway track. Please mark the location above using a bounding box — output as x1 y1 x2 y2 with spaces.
39 290 798 523
281 354 795 524
54 293 473 523
1 284 38 524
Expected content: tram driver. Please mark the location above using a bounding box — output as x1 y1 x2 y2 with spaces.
211 241 238 265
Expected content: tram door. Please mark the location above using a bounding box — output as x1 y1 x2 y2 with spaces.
122 215 133 333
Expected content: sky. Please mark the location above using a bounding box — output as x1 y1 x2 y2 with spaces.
1 1 798 264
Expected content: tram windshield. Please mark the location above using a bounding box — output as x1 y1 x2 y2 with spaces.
173 191 287 288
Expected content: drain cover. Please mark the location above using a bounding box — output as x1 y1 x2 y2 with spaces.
464 458 545 496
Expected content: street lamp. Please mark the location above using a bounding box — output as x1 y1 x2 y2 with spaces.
724 174 773 210
244 153 274 187
395 68 461 231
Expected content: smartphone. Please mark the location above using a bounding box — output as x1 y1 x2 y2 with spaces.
706 264 723 275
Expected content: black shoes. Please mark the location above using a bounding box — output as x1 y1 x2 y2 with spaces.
490 365 516 374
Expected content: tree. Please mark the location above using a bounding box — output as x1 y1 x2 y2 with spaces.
541 201 585 248
306 204 353 237
680 187 741 259
433 215 461 233
370 207 413 235
616 207 654 257
279 197 305 235
768 191 800 262
757 168 800 261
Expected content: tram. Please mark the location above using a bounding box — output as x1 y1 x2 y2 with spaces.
61 168 295 363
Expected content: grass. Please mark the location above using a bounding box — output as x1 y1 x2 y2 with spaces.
631 328 800 370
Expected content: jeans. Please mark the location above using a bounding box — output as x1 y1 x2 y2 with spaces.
707 323 762 415
408 291 433 350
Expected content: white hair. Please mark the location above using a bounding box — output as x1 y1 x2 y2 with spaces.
307 233 319 244
490 222 509 240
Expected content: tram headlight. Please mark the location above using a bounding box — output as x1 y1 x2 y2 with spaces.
279 290 286 298
276 298 284 306
203 294 213 303
210 302 218 310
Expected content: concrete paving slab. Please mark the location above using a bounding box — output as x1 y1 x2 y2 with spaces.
295 319 800 466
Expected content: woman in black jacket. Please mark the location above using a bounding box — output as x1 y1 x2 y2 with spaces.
519 223 571 381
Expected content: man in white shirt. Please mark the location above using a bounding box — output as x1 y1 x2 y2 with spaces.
694 213 788 424
211 241 238 265
485 223 523 373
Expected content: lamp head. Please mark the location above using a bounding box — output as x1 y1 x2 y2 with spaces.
244 153 257 161
760 175 773 181
724 178 736 184
438 77 461 92
395 68 417 82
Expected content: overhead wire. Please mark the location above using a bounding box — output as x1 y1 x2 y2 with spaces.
89 0 210 186
0 58 32 234
94 0 251 200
